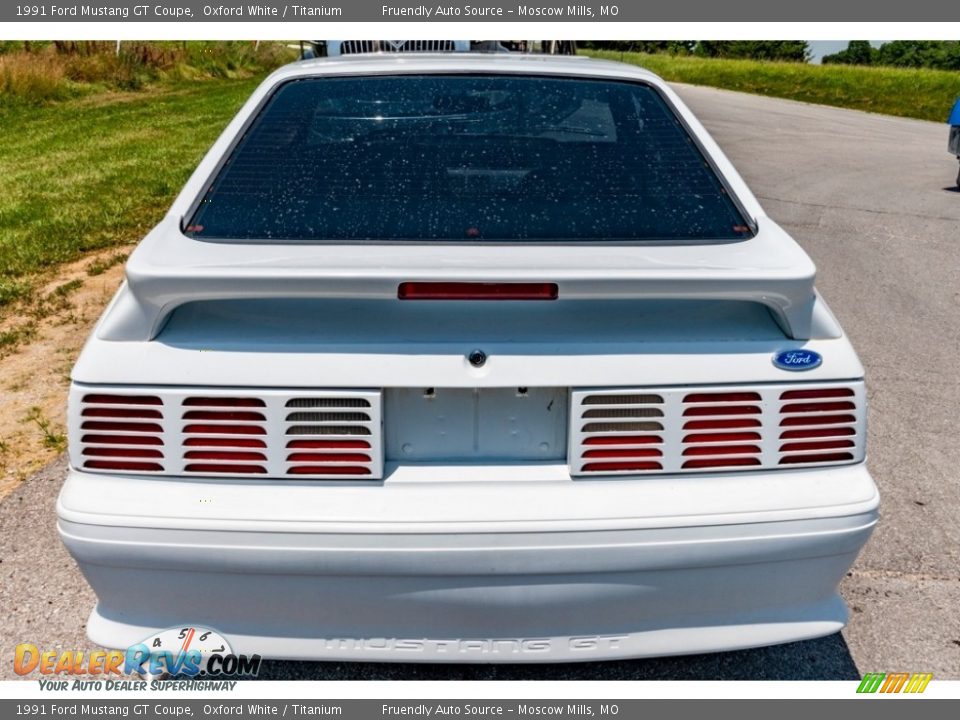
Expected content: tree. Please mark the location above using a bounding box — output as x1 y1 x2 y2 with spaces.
694 41 810 62
823 41 878 65
877 41 960 70
577 41 696 55
823 40 960 71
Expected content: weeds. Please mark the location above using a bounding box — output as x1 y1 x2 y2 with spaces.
25 407 67 452
0 325 36 355
30 278 84 321
86 252 128 277
0 280 30 307
0 41 293 105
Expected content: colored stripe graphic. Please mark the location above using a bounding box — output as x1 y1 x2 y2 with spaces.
857 673 886 693
881 672 910 693
856 672 932 694
904 674 933 694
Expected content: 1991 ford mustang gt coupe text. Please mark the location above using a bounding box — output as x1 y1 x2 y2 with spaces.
58 53 879 662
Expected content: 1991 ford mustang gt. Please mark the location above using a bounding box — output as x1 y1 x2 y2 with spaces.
58 53 879 663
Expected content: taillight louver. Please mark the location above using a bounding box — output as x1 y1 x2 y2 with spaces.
571 382 865 476
777 387 860 466
283 396 381 479
181 396 269 475
571 393 664 474
72 387 384 480
680 391 763 470
77 394 165 473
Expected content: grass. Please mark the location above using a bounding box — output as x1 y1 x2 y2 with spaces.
0 41 290 105
0 326 34 352
584 50 960 122
0 41 295 335
0 75 265 315
85 252 129 277
31 278 84 321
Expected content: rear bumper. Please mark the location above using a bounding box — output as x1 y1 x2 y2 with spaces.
57 463 879 663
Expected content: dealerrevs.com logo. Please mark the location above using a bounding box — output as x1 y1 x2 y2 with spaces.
14 626 261 686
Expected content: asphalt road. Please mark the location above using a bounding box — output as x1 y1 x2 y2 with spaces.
2 84 959 681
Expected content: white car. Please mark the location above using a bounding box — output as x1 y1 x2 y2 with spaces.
58 53 879 663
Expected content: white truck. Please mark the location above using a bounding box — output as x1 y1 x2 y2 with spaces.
58 53 879 663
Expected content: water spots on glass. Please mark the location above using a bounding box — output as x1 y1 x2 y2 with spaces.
188 75 752 243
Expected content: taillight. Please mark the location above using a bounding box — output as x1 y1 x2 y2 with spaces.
287 439 370 449
83 460 164 472
571 382 865 476
71 387 384 480
83 394 161 405
76 394 165 473
570 392 664 475
182 397 268 475
288 465 371 476
778 387 858 465
184 464 267 475
680 392 762 470
283 397 380 478
183 397 265 407
681 457 762 469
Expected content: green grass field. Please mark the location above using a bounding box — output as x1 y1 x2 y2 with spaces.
0 79 261 314
584 50 960 122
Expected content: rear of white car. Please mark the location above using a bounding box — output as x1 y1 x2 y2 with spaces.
58 54 878 662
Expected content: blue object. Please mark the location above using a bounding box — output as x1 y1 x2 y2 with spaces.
949 98 960 125
772 349 823 371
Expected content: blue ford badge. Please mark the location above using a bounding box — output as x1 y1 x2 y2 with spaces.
773 349 822 371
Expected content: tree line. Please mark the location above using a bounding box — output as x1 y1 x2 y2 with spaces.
582 40 960 70
822 41 960 70
580 41 810 62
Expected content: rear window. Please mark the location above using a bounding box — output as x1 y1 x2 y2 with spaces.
186 74 753 243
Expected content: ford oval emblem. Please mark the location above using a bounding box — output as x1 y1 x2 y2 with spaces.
773 349 823 371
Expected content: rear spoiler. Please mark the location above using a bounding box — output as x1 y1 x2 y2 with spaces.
96 218 841 342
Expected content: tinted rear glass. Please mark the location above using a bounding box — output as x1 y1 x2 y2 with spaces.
186 74 752 243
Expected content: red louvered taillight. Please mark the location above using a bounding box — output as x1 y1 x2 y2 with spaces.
181 397 268 475
570 382 865 476
282 398 379 478
569 392 664 474
74 394 165 473
680 391 763 469
70 387 384 480
778 387 858 465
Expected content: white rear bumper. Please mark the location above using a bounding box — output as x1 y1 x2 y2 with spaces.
57 463 879 663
